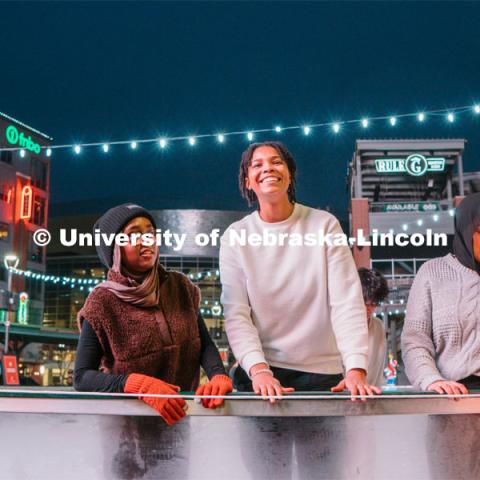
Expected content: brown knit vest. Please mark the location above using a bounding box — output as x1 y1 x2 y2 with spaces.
77 267 201 391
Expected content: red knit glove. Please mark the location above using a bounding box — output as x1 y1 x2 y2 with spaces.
195 374 233 409
125 373 187 426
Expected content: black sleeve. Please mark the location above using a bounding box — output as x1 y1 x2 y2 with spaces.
198 314 227 379
73 319 128 393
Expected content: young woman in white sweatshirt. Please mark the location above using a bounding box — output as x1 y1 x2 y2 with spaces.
220 141 381 401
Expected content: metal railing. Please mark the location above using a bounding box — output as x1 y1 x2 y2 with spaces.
371 258 429 279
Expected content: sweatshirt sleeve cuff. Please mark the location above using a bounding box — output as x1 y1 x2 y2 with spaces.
344 354 368 373
241 351 268 377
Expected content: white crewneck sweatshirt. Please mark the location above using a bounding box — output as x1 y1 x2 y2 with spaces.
220 203 368 375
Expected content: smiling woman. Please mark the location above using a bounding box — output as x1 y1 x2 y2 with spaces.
73 203 233 425
221 141 381 403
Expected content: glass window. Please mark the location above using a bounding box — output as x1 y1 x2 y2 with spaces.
31 158 47 190
32 196 46 226
29 231 44 263
0 222 9 241
0 151 12 165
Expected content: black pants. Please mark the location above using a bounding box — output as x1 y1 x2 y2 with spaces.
233 365 343 392
459 375 480 389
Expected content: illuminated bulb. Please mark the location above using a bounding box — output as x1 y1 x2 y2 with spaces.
303 126 311 135
74 145 81 154
432 214 439 222
159 138 167 149
474 105 480 114
46 148 52 157
447 113 454 123
389 229 394 234
275 126 282 133
417 219 423 226
188 136 196 146
361 118 369 128
389 117 397 126
130 141 137 149
102 144 109 153
247 132 254 141
418 112 425 122
19 149 25 158
332 123 340 133
217 134 225 143
449 209 455 217
402 224 408 231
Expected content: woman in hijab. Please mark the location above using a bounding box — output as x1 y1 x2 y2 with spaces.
74 204 233 425
401 192 480 394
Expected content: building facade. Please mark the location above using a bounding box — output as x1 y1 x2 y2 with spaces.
0 111 52 327
348 138 468 359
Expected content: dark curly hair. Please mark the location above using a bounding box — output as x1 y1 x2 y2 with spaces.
357 268 389 304
238 141 297 207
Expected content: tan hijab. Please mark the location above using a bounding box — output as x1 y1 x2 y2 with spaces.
95 243 161 307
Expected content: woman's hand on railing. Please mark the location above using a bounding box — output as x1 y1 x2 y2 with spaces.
427 380 468 397
250 364 294 403
331 369 382 401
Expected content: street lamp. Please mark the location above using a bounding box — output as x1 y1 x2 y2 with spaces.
3 254 19 354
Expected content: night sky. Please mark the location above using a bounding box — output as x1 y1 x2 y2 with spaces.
1 2 479 219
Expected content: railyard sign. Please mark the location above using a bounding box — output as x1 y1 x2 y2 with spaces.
375 154 445 176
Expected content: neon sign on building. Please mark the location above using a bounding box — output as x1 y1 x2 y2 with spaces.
375 154 445 177
5 125 41 155
20 185 33 220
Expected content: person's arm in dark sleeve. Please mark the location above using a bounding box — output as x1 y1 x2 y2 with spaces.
198 314 227 378
73 319 127 393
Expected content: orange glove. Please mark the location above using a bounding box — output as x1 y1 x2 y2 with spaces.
195 374 233 409
125 373 187 426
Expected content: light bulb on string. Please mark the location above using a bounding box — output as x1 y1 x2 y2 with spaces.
217 134 225 143
247 132 254 141
130 141 137 149
332 123 341 133
361 118 369 128
389 117 397 126
159 138 167 149
417 112 425 122
102 144 109 153
303 126 311 135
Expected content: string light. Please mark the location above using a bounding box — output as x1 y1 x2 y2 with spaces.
102 144 109 153
2 103 479 155
19 149 25 158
